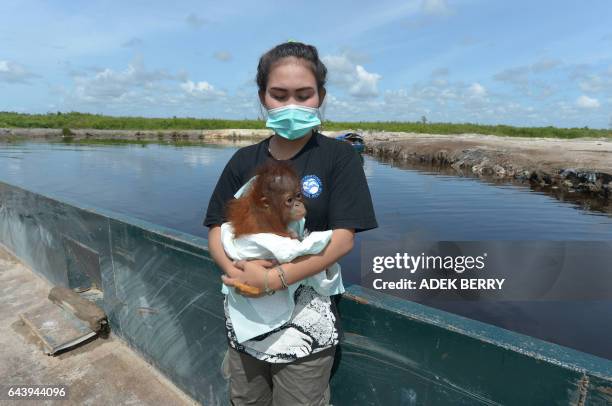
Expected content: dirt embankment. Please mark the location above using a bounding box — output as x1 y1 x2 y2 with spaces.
0 127 274 145
362 132 612 205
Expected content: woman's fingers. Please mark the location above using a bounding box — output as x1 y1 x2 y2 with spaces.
225 262 246 278
242 258 279 268
248 259 268 267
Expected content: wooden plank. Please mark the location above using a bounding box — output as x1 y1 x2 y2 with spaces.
19 301 97 355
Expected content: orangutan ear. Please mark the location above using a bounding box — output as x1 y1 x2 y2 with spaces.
259 196 269 208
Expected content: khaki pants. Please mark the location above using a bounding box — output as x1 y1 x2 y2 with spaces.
222 345 336 406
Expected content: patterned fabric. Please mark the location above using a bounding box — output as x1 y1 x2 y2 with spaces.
224 285 340 363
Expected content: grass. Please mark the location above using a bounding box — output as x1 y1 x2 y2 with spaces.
1 111 611 139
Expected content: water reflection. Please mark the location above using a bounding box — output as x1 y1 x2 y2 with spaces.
0 140 611 359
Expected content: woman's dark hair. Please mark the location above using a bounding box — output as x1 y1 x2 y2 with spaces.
256 41 328 94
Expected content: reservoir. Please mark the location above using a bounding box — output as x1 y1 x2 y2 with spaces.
1 139 610 360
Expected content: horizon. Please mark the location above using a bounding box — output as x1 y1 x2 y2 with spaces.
4 111 612 134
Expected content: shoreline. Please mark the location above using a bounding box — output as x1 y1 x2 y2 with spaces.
0 127 273 143
2 127 611 211
362 132 612 207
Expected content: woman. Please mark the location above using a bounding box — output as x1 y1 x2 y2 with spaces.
204 41 378 405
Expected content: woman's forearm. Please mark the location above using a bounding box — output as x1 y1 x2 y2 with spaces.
207 225 234 275
276 228 354 287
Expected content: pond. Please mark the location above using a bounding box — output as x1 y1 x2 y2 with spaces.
1 139 610 360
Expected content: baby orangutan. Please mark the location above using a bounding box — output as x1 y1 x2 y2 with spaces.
226 160 306 239
224 160 306 294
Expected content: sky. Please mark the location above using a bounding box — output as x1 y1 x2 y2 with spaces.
1 0 611 129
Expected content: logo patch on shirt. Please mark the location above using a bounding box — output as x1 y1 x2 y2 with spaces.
301 175 322 198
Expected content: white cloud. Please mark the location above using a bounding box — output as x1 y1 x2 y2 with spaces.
180 80 226 100
322 53 382 98
52 56 258 117
71 56 176 102
468 82 487 97
324 93 351 110
357 74 558 125
350 66 382 98
576 95 600 109
323 92 385 121
578 73 612 93
382 89 419 111
322 55 355 85
493 58 564 99
0 60 38 84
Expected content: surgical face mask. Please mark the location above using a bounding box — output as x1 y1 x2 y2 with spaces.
265 104 322 140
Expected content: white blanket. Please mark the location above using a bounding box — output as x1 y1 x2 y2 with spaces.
219 175 345 343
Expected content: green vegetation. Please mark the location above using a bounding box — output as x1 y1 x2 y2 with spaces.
0 111 263 131
1 111 610 139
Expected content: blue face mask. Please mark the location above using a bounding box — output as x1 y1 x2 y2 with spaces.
265 104 322 140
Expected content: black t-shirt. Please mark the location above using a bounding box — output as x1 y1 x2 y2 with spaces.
203 130 378 233
203 130 378 361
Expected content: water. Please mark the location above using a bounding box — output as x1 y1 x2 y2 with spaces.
1 140 610 359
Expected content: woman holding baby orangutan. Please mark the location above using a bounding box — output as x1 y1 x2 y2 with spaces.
204 41 378 405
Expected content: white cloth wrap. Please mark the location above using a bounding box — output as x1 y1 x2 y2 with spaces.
219 175 345 343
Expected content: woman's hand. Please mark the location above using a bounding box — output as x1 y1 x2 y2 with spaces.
221 259 279 298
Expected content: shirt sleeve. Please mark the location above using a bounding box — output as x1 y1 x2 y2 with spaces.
328 143 378 233
203 150 244 228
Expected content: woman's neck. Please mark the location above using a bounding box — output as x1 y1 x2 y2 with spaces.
268 130 314 160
